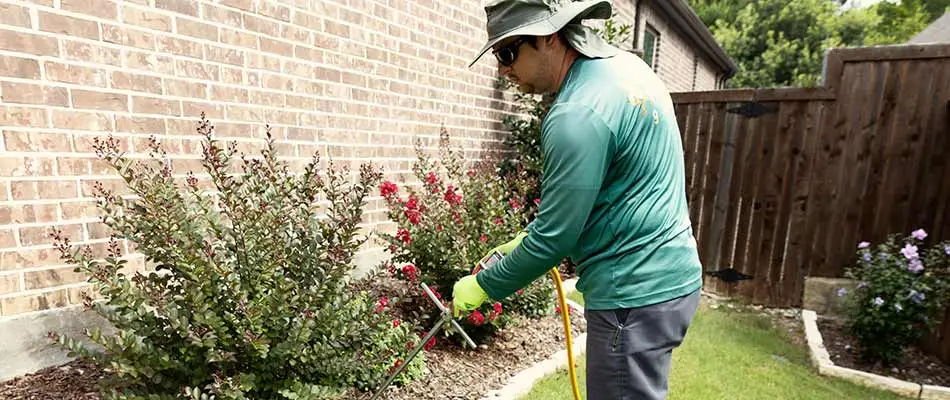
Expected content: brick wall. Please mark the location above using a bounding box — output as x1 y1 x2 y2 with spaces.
0 0 521 317
0 0 729 318
611 0 725 92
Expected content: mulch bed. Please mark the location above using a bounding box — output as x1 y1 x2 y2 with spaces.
0 360 104 400
817 317 950 387
0 307 586 400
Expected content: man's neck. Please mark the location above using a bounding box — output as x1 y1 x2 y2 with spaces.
552 47 581 94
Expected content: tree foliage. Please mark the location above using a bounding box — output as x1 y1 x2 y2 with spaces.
688 0 942 88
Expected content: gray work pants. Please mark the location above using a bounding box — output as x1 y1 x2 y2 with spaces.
584 289 701 400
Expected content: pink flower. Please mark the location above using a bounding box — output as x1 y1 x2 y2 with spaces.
479 234 488 243
509 198 520 209
858 241 870 249
493 302 503 315
401 264 419 281
392 319 401 327
444 186 462 205
912 229 927 240
425 171 438 184
533 198 540 206
375 297 389 313
396 228 411 244
901 244 919 260
467 310 485 326
493 216 503 225
380 181 398 197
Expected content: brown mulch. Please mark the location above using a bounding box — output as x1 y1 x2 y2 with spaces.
817 317 950 387
0 310 586 400
0 360 105 400
355 309 587 400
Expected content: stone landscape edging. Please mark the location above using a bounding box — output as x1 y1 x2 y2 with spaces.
802 309 950 400
480 278 586 400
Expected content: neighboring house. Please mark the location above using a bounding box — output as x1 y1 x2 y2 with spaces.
907 11 950 44
609 0 739 92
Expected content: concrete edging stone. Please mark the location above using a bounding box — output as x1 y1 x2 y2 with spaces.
802 309 950 400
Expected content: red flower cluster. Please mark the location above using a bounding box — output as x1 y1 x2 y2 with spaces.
380 181 398 198
375 297 389 313
444 185 462 205
396 228 411 244
401 264 419 281
404 195 421 225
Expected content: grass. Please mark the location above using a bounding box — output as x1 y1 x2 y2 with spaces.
522 292 911 400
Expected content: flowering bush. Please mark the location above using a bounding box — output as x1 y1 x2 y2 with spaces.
376 126 555 344
48 115 423 399
839 229 950 366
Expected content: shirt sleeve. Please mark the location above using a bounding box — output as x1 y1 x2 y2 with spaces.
477 102 614 300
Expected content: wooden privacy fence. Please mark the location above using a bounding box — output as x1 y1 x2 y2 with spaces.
670 43 950 362
670 43 950 308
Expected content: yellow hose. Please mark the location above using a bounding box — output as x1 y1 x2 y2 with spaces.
550 267 581 400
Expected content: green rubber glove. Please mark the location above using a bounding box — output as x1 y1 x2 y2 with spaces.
452 274 488 317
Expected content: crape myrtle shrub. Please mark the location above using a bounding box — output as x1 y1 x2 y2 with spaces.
48 114 423 400
373 126 556 346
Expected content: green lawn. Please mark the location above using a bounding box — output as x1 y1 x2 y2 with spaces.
522 293 910 400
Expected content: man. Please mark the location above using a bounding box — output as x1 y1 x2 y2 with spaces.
451 0 704 399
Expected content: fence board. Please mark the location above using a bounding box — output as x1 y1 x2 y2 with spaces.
672 43 950 362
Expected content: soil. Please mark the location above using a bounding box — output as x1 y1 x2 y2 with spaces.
0 310 587 400
0 360 104 400
817 317 950 387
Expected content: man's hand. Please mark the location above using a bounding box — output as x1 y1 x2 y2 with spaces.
452 275 488 317
473 230 528 271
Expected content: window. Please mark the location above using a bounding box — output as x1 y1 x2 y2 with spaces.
642 25 659 70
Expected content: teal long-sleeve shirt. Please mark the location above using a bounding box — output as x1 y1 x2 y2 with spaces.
476 50 703 310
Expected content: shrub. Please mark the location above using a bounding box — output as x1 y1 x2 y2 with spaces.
48 115 424 400
840 229 950 366
376 126 556 344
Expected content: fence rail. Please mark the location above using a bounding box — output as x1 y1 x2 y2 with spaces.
670 43 950 362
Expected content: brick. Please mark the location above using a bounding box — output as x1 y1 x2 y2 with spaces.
20 224 82 247
0 247 59 272
61 40 122 66
3 132 71 153
164 118 199 135
176 18 218 41
0 229 15 248
0 29 58 56
10 180 78 201
201 3 242 28
249 89 285 106
258 2 291 21
0 273 19 295
283 25 312 44
244 14 280 37
262 73 293 91
156 0 198 17
73 134 130 154
24 265 87 290
1 288 70 315
115 115 164 134
39 12 100 40
220 28 257 49
247 53 281 71
7 204 59 224
175 59 219 81
111 71 163 94
204 45 244 66
156 35 203 59
56 157 91 176
211 85 249 102
124 51 176 76
44 62 107 87
0 156 55 177
71 89 128 112
60 200 101 220
181 101 224 119
0 107 47 128
0 55 40 79
84 221 113 240
50 110 112 131
220 0 254 12
61 0 117 20
0 82 69 107
0 4 32 28
261 37 293 57
165 78 208 99
131 96 181 116
121 5 172 31
102 24 155 51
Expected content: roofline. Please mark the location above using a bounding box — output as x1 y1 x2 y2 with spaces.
647 0 739 79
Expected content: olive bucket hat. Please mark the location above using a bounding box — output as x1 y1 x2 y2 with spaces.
469 0 620 68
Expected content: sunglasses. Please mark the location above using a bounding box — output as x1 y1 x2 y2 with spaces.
493 37 530 67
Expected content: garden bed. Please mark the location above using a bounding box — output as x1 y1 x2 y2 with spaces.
0 305 586 400
817 317 950 387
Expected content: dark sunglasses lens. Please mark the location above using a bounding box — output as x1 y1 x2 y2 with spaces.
497 47 516 66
